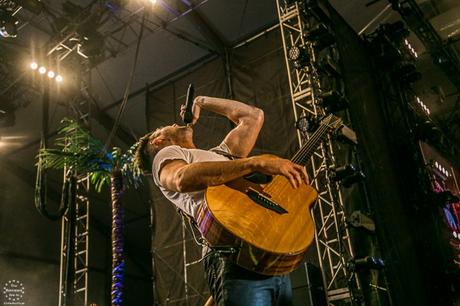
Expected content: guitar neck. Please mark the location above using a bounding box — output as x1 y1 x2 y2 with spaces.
291 119 335 166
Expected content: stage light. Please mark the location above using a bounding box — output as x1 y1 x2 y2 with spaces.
76 30 105 58
295 110 317 134
47 70 55 78
404 39 418 58
306 23 335 51
149 0 157 3
30 62 38 70
319 56 340 77
38 66 46 74
382 21 410 44
415 96 430 115
0 12 19 38
320 90 349 113
414 119 441 142
288 45 309 69
56 75 63 82
349 256 385 271
330 163 365 188
348 211 375 232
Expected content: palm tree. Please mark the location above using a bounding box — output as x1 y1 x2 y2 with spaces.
37 119 142 306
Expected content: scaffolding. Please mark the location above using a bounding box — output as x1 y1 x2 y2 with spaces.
57 63 92 306
58 174 90 306
276 1 360 304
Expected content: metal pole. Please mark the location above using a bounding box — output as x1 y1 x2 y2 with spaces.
182 216 189 306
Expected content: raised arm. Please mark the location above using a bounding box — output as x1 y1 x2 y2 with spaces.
185 96 264 158
159 155 308 193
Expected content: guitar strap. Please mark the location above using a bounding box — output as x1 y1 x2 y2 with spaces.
209 148 239 160
179 148 242 261
178 209 208 247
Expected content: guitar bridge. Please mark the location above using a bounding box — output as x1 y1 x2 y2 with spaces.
246 188 288 215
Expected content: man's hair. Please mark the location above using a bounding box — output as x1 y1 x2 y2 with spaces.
133 128 163 173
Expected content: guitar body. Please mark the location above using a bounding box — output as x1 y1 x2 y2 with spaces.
197 155 318 275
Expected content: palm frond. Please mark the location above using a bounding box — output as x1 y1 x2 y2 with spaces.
37 118 113 174
120 141 144 189
37 118 143 192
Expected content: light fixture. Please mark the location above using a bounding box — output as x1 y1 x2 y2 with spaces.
306 23 335 51
414 119 441 142
295 111 316 134
149 0 158 3
381 21 410 44
330 163 366 188
319 55 340 76
415 96 430 115
348 256 385 271
29 61 64 82
320 90 349 113
0 11 19 38
404 39 418 58
288 45 309 69
348 211 375 232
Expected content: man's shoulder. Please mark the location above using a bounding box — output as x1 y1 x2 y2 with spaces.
209 141 231 154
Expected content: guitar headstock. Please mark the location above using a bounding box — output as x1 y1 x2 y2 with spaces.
321 114 343 132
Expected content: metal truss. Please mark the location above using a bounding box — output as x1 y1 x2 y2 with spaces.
73 175 90 305
58 72 92 306
41 0 214 67
276 1 359 304
58 172 90 306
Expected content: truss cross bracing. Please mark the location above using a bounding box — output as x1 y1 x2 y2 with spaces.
59 173 90 306
276 1 359 304
58 77 92 306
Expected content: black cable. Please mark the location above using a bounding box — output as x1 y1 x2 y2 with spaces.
105 8 147 150
34 84 68 221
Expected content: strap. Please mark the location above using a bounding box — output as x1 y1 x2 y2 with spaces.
178 209 209 248
209 148 241 160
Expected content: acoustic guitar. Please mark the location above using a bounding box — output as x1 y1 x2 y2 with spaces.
197 114 343 275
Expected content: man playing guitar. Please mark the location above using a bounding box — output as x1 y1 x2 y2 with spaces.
136 96 308 305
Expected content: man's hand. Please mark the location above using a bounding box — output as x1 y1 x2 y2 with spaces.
250 156 309 189
180 96 203 125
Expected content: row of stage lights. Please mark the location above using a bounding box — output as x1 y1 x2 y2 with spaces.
404 39 418 58
416 96 430 115
29 62 63 82
434 161 451 178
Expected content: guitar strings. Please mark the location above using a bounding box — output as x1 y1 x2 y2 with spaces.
264 123 329 193
292 123 329 164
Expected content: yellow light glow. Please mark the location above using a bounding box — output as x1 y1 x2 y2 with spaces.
47 71 55 78
38 66 46 74
30 62 38 70
56 75 63 82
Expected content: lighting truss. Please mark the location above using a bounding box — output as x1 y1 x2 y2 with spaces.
43 0 212 67
58 76 92 306
276 1 360 304
58 171 90 306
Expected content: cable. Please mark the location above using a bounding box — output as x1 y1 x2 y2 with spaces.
105 8 146 150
